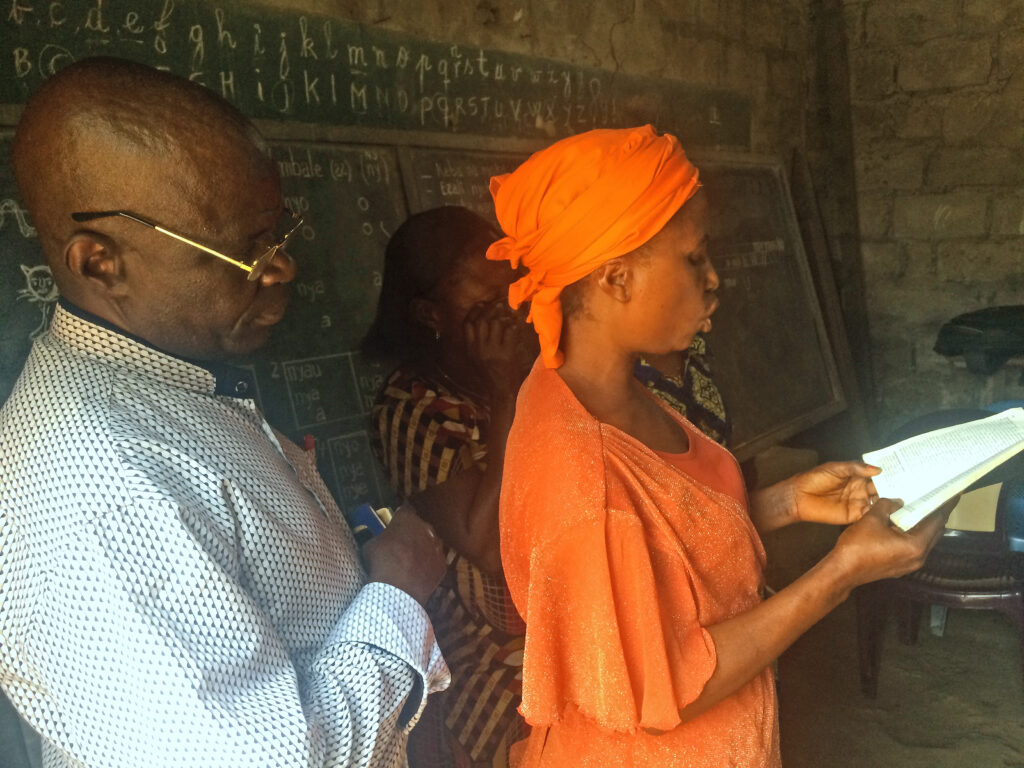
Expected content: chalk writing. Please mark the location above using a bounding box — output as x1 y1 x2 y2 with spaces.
234 363 264 411
282 352 362 429
267 142 404 366
355 368 384 414
327 430 385 509
294 278 326 304
278 148 325 179
0 1 750 145
718 240 786 273
407 149 526 223
0 199 36 238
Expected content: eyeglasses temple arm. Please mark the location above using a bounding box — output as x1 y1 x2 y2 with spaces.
151 226 253 272
71 210 254 274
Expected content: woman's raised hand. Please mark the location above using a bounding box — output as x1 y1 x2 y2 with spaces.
751 461 882 533
463 299 532 399
788 461 881 526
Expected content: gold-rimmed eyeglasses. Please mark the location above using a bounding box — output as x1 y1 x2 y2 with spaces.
70 208 304 282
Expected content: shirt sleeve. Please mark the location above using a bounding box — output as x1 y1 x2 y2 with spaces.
13 497 447 768
312 582 450 765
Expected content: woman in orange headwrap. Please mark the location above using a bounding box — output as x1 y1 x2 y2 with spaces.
488 126 952 767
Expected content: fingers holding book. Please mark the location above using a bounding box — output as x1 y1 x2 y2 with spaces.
828 497 952 590
787 460 882 526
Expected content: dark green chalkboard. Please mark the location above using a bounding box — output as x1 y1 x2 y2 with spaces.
698 153 845 459
1 0 749 146
5 2 857 513
400 147 528 224
0 145 843 506
0 145 845 499
0 133 52 402
246 142 411 508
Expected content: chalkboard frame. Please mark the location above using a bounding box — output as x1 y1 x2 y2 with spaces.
690 149 847 461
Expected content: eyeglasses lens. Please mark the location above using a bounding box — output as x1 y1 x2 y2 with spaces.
247 211 302 281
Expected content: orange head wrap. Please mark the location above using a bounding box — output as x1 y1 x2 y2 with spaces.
486 125 700 368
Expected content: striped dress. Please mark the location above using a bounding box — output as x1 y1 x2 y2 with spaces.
371 368 525 768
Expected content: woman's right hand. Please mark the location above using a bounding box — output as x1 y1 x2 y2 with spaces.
828 497 955 591
463 299 532 399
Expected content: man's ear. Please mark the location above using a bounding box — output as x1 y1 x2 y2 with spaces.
410 297 441 337
64 232 128 297
593 257 631 303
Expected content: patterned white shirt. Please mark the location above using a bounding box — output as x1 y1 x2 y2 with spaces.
0 301 449 768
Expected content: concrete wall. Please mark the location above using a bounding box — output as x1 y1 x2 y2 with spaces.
844 0 1024 430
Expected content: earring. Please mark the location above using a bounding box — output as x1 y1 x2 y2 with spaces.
434 328 441 341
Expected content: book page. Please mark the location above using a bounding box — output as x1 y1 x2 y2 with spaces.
863 408 1024 530
946 482 1001 532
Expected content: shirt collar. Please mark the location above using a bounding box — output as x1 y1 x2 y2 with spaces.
55 298 257 399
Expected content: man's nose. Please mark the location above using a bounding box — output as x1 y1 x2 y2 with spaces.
259 247 297 286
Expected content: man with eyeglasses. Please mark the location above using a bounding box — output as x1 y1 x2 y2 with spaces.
0 57 449 768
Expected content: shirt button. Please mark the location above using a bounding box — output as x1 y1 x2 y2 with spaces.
235 380 249 395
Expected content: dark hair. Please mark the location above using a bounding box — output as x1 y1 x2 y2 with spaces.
362 206 498 362
559 276 588 320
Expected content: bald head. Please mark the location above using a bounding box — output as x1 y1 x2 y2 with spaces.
9 57 295 361
12 57 269 292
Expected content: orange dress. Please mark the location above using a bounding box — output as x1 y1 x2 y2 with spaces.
500 362 780 767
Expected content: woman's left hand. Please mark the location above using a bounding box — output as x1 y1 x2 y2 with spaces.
788 461 881 526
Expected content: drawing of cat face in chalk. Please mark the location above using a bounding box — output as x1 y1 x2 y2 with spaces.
18 264 59 339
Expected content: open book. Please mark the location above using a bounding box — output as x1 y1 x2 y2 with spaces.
862 408 1024 531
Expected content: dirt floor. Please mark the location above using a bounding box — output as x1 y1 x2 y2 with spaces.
778 600 1024 768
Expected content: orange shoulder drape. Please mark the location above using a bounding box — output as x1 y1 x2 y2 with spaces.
499 363 779 767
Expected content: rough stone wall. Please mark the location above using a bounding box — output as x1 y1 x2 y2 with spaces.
844 0 1024 431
